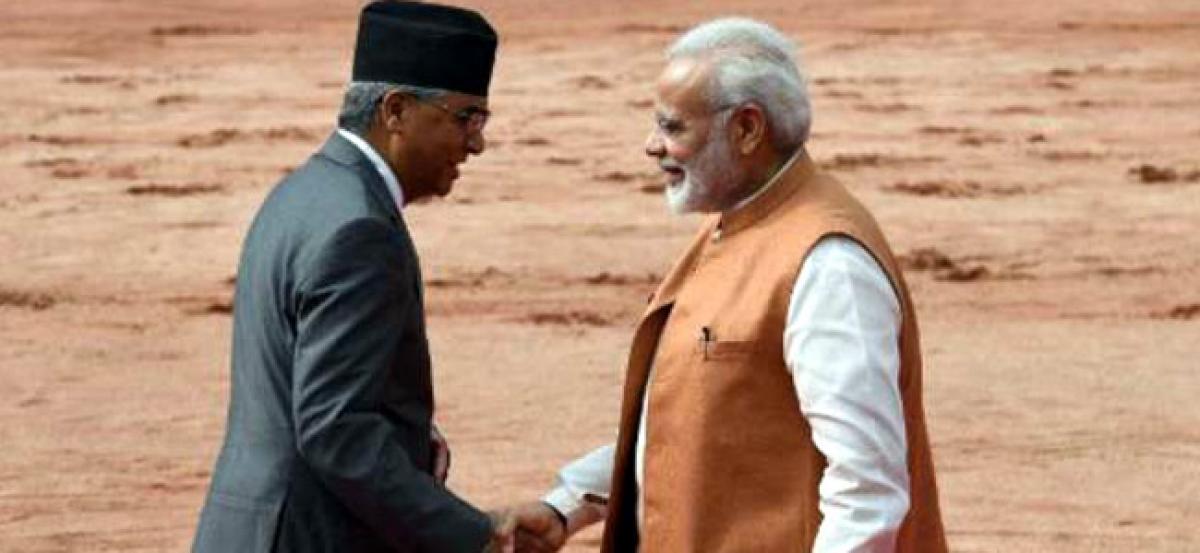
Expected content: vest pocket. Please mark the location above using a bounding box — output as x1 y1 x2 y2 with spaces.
701 339 757 360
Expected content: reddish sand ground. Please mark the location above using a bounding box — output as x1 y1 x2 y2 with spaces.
2 1 1198 551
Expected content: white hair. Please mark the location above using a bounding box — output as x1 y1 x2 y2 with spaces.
337 81 447 136
667 17 811 153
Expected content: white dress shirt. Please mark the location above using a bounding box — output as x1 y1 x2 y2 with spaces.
543 235 910 553
337 128 405 213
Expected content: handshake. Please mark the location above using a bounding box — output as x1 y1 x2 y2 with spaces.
434 428 607 552
484 498 607 553
483 502 569 553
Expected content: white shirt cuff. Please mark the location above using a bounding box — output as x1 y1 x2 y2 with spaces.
541 484 587 518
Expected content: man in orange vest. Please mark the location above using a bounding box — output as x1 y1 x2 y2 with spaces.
539 17 949 553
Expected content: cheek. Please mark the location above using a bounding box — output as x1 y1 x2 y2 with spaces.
415 134 457 167
433 130 467 161
665 139 697 163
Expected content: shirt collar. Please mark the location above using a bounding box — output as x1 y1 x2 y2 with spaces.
337 128 404 213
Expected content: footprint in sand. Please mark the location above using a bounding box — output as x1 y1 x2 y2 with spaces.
897 248 1030 282
820 153 942 171
569 75 613 90
150 25 256 38
516 136 551 147
0 288 58 311
1128 164 1200 184
1155 304 1200 320
125 183 225 197
522 310 613 327
883 180 1027 199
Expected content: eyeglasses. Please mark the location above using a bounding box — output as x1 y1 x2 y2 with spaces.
421 99 490 134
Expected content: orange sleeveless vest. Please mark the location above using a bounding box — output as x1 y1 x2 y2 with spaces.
601 153 947 552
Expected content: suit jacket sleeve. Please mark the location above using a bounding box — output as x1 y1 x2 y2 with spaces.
292 217 492 553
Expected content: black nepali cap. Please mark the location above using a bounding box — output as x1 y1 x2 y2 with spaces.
352 1 497 96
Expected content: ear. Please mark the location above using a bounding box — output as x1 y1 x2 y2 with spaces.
731 103 768 155
377 90 410 133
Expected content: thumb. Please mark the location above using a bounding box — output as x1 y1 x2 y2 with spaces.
499 520 516 553
492 511 517 539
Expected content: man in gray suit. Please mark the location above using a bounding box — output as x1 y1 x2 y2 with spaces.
192 2 565 552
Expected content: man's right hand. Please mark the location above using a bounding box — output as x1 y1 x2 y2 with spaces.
512 502 566 553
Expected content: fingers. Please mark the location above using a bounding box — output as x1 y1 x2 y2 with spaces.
430 426 451 483
486 509 518 553
515 528 556 553
432 444 450 483
566 500 607 535
491 502 569 553
513 503 566 552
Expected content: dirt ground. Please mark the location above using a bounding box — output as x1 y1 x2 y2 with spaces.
2 0 1198 551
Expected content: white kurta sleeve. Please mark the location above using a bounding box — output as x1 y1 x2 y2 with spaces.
784 235 910 553
542 443 615 517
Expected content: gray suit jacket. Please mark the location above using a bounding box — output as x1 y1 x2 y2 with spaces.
192 133 493 553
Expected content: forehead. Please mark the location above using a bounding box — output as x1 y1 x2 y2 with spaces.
654 57 712 117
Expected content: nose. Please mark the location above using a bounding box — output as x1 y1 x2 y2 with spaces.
644 128 665 158
466 129 485 155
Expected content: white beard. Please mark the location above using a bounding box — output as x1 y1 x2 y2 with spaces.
665 121 738 214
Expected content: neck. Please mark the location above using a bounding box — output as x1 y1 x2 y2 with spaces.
723 145 801 214
363 125 414 203
363 125 390 163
